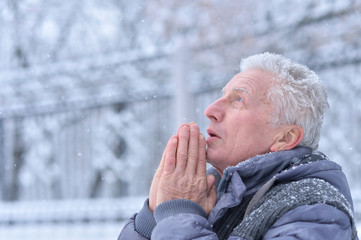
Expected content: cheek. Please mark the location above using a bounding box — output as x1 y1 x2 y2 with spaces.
226 122 249 152
233 116 268 142
226 110 271 143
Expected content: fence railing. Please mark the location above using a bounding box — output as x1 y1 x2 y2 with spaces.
0 95 174 202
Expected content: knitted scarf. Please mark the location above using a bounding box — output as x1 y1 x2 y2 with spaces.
229 178 357 240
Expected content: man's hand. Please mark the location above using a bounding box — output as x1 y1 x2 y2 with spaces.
149 123 188 212
154 123 217 215
149 142 166 212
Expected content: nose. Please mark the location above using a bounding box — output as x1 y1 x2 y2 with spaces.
204 97 225 122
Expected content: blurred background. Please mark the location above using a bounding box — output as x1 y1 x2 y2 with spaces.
0 0 360 239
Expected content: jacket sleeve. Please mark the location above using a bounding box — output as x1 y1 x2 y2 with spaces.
263 203 355 239
151 199 221 240
150 199 253 240
118 199 157 240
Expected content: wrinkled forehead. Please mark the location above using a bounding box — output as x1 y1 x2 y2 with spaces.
224 69 275 96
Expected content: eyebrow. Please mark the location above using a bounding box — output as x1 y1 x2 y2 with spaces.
222 87 250 95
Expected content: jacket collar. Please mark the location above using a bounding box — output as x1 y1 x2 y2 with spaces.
207 147 313 223
215 147 312 197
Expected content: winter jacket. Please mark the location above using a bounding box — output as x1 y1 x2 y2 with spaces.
118 147 359 239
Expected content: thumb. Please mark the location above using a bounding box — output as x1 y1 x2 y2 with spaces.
206 174 216 196
209 186 217 204
205 186 217 215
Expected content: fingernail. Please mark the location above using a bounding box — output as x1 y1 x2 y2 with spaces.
182 125 189 132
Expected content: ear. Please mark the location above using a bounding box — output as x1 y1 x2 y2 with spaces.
270 125 304 152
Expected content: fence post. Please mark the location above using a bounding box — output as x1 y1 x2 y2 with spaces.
172 45 195 130
0 118 4 200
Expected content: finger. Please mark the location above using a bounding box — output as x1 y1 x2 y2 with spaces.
156 135 177 174
197 133 207 176
149 137 171 212
176 123 189 137
163 137 178 174
176 124 189 172
187 123 199 173
154 145 167 175
206 174 216 195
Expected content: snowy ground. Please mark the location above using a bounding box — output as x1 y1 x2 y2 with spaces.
0 197 145 240
0 222 125 240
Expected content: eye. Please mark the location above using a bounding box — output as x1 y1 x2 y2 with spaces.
232 95 243 102
231 95 245 109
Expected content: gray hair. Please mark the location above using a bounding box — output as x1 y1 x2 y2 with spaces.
240 52 329 150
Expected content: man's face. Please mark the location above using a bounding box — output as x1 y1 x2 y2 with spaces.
204 69 283 173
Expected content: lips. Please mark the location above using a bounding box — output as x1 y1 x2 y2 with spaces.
207 128 221 139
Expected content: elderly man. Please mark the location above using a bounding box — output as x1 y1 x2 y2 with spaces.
118 53 358 239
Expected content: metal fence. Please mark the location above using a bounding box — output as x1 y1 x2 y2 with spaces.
0 95 173 202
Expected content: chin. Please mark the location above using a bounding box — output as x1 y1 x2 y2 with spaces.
206 156 223 173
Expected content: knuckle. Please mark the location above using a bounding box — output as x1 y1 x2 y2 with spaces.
178 152 188 160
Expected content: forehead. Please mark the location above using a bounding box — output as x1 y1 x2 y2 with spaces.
224 69 275 95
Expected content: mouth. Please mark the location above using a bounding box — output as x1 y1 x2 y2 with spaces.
207 129 221 139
